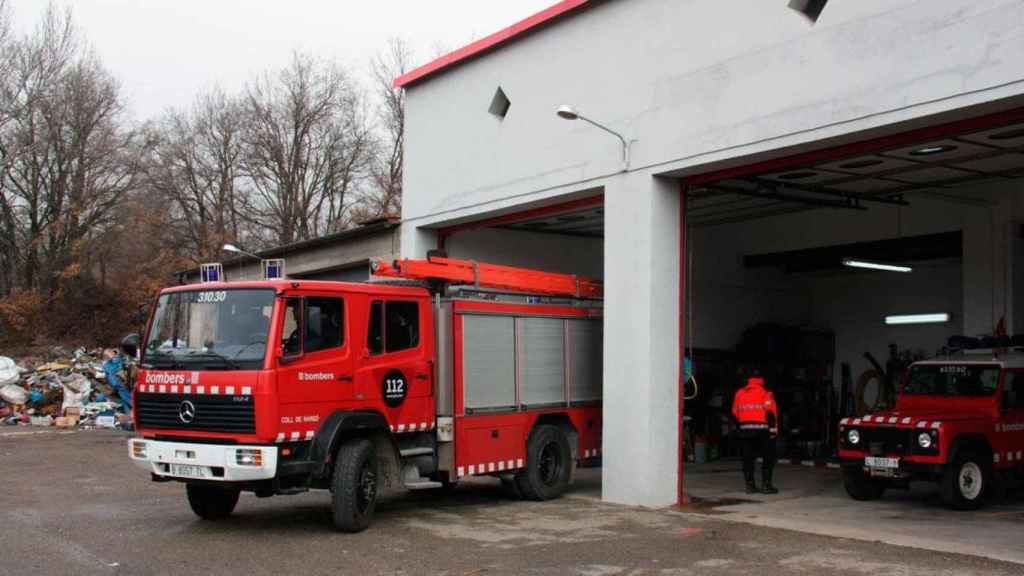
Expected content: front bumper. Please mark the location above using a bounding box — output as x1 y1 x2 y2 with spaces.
128 439 278 482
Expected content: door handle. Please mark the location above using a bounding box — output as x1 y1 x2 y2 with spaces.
338 375 353 382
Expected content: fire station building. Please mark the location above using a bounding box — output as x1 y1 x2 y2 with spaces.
396 0 1024 507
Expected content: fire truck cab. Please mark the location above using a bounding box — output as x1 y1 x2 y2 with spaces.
838 352 1024 510
128 258 603 531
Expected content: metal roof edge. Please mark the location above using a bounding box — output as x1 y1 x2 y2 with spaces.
394 0 594 89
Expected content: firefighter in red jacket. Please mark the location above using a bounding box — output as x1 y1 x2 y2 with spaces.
732 376 779 494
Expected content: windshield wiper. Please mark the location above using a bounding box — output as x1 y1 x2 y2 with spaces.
143 351 185 369
183 351 242 371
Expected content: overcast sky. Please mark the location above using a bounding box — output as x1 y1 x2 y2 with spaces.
10 0 554 120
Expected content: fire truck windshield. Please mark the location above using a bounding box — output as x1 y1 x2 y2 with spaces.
143 288 274 370
903 364 1000 397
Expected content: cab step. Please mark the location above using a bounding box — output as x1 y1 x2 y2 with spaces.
399 447 435 458
404 480 444 490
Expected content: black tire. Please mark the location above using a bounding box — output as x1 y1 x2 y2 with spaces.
941 450 990 511
515 425 574 501
843 467 886 501
186 485 240 521
331 437 378 532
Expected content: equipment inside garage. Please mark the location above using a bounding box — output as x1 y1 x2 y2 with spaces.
679 110 1024 466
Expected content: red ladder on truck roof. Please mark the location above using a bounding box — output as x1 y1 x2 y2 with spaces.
371 256 602 299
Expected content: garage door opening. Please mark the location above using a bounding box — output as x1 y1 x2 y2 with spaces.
679 108 1024 505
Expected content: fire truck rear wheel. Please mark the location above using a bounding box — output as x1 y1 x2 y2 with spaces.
516 425 573 501
941 450 990 511
186 485 240 521
331 437 378 532
842 467 886 501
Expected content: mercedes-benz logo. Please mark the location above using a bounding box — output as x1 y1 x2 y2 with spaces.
178 400 196 424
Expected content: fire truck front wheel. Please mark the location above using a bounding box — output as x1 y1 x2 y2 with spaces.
516 425 573 501
842 467 886 501
330 437 378 532
186 485 240 521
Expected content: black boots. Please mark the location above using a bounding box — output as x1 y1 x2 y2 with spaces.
745 479 758 494
761 468 779 494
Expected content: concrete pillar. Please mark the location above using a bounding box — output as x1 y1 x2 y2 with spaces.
400 224 439 259
602 173 680 507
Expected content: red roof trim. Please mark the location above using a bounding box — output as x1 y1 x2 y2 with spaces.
394 0 593 88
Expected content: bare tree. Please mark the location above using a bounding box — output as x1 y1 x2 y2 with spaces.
149 88 245 263
239 52 373 245
354 37 410 222
0 4 143 294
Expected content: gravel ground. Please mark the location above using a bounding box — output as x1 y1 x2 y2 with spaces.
1 428 1020 576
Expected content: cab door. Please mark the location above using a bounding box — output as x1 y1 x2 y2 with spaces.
356 297 434 431
276 293 355 406
999 371 1024 464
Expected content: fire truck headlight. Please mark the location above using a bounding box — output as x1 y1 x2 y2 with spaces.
847 429 860 446
235 449 263 467
131 440 147 459
918 432 933 449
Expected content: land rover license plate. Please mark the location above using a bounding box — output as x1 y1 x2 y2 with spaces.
864 456 899 472
169 464 212 479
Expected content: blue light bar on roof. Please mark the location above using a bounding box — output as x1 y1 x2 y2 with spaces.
200 263 223 283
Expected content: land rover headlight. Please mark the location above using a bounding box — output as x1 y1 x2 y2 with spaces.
847 429 860 445
917 432 932 449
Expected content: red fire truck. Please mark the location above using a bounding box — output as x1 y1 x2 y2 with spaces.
128 256 603 531
839 352 1024 509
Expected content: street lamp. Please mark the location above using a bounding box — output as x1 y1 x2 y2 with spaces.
556 105 633 171
222 243 261 260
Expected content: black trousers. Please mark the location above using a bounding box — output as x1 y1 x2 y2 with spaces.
738 429 776 482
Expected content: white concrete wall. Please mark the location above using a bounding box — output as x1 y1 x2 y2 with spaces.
403 0 1024 245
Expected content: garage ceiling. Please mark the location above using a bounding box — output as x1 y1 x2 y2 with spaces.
498 205 605 238
491 117 1024 236
688 121 1024 227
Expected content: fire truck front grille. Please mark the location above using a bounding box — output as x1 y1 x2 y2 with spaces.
136 394 255 434
862 427 912 456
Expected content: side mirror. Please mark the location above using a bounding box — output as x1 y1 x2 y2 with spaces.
121 334 140 359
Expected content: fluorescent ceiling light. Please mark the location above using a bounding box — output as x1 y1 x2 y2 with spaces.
842 258 913 273
885 313 950 325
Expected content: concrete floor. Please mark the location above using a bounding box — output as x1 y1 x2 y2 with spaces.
1 428 1022 576
683 459 1024 565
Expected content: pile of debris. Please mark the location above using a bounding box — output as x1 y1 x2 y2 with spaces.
0 346 135 430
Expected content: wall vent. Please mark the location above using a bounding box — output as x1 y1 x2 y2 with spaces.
488 87 511 119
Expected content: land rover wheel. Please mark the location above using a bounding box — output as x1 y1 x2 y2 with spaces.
843 467 886 501
942 451 990 510
186 485 240 520
331 437 378 532
515 425 573 501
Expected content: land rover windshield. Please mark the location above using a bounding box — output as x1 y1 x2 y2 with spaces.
144 288 274 370
903 364 1000 397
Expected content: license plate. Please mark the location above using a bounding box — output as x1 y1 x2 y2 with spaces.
169 464 212 479
864 456 899 470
